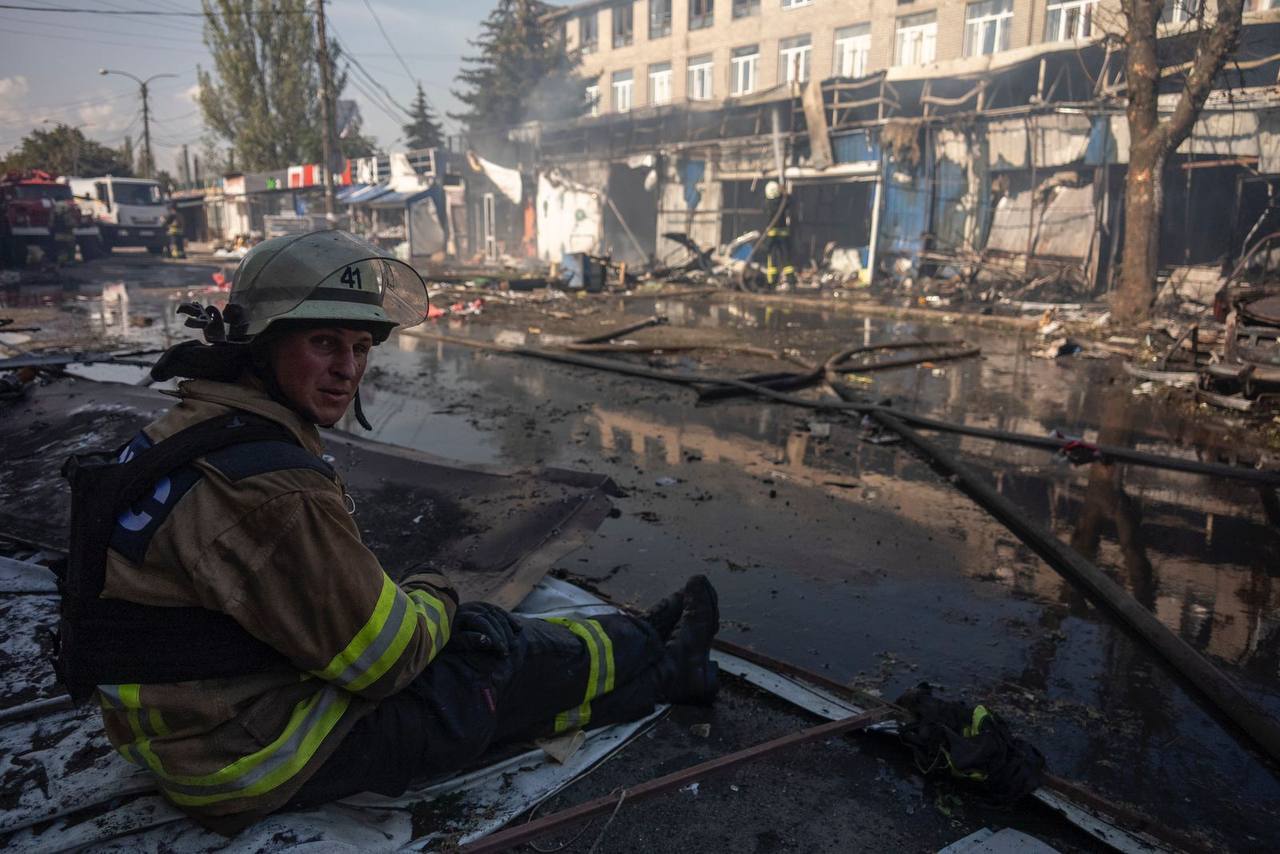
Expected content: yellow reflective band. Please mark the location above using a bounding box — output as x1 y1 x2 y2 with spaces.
545 617 617 734
546 617 600 701
148 708 171 738
963 705 990 739
554 702 590 734
345 591 418 693
313 574 399 682
594 620 615 695
409 588 451 654
151 687 351 806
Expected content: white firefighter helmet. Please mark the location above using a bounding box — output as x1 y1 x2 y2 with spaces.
225 230 429 344
765 180 782 200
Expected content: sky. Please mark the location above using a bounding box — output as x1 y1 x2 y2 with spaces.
0 0 495 176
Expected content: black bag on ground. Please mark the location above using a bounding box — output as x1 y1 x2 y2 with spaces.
895 682 1046 805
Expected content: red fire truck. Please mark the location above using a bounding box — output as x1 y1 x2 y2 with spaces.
0 170 101 267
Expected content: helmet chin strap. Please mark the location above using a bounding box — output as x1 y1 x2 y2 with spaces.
352 388 373 431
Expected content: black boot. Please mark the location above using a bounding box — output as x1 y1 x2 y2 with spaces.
656 575 720 705
643 588 685 642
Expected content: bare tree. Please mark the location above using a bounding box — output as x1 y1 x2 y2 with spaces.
1113 0 1245 324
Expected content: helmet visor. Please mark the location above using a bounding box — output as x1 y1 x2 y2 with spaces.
231 238 430 336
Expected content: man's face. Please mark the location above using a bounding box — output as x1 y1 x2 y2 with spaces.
270 326 374 426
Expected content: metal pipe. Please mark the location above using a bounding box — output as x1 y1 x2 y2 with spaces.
458 708 894 854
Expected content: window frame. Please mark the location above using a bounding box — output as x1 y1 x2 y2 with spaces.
688 54 715 101
585 83 601 117
730 45 760 96
649 0 672 38
778 34 813 84
611 70 634 113
781 0 812 8
649 62 673 105
612 2 634 48
962 0 1013 57
833 23 871 78
894 12 937 67
689 0 715 30
1044 0 1098 41
579 11 598 54
732 0 760 17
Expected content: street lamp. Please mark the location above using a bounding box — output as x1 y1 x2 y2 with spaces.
98 68 177 179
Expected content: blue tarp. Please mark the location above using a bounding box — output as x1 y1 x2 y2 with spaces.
832 131 878 164
340 184 393 205
367 189 429 209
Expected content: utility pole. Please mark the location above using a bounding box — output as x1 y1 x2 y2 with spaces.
315 0 337 217
99 68 176 180
182 144 191 188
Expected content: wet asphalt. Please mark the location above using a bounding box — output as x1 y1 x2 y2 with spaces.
3 254 1278 850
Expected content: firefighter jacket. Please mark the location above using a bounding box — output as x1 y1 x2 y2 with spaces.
92 378 458 834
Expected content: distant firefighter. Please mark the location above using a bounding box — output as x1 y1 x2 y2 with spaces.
762 180 796 290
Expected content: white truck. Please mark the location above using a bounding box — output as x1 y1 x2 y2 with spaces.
67 176 168 255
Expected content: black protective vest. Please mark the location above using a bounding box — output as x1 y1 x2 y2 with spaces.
55 411 332 702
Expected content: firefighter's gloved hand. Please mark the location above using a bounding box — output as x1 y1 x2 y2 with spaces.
451 601 519 657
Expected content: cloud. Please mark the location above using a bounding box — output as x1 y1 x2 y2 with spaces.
77 101 119 133
0 75 31 124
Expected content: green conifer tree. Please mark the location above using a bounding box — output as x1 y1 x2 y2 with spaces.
451 0 589 134
402 84 444 150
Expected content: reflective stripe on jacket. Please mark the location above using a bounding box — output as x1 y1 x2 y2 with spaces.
94 378 458 833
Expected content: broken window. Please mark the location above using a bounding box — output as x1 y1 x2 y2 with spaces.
963 0 1012 57
1044 0 1097 41
782 0 812 7
733 0 760 17
834 24 871 77
585 84 600 117
1159 0 1201 22
579 11 598 53
779 34 812 83
731 45 759 96
649 62 673 105
894 12 937 66
690 0 714 30
612 2 634 48
688 54 715 100
612 70 634 113
649 0 672 37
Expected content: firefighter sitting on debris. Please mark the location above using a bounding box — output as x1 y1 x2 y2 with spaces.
56 230 720 835
165 203 186 259
762 180 796 291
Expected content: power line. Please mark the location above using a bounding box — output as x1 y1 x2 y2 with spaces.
0 11 205 44
0 3 308 15
359 0 416 85
0 23 208 51
329 26 411 117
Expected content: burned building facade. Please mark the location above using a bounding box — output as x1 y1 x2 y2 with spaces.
514 0 1280 295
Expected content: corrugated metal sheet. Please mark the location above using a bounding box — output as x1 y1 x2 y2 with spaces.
1261 108 1280 174
986 183 1095 260
879 160 930 255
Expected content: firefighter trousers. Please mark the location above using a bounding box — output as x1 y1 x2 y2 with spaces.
286 605 664 808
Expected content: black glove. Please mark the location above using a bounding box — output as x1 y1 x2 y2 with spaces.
450 601 520 657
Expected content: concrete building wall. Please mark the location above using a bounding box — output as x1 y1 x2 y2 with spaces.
556 0 1139 115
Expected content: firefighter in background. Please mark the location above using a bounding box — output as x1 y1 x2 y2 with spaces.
762 180 796 291
165 203 186 259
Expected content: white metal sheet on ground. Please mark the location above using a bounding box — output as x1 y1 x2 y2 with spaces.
0 555 57 594
939 827 1061 854
0 592 61 706
0 577 662 852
